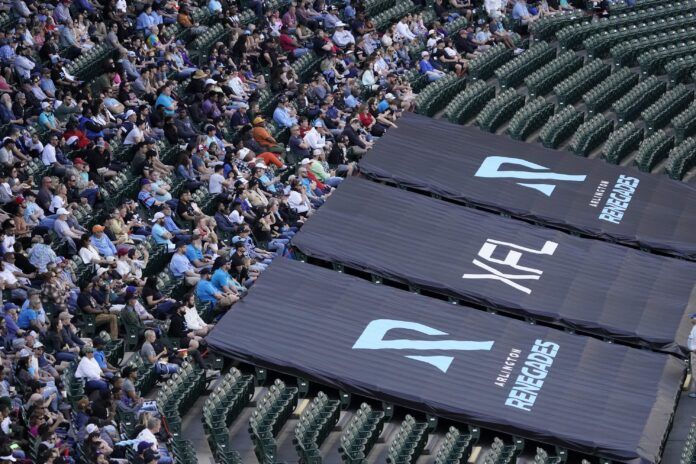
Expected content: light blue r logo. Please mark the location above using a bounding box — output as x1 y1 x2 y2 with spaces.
475 156 587 196
353 319 494 373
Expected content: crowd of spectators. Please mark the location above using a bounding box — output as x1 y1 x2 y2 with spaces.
0 0 608 461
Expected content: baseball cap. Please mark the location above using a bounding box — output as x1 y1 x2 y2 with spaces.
56 208 69 216
253 116 265 125
151 212 165 222
124 109 136 119
85 423 99 434
92 225 105 233
66 136 80 147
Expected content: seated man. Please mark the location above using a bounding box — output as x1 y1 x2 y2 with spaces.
75 346 110 392
169 241 200 286
195 268 238 311
140 329 179 377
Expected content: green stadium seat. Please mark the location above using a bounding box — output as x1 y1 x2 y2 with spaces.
434 425 480 464
602 122 644 164
444 81 497 124
665 136 696 179
507 97 555 141
635 129 674 172
641 83 693 133
495 42 557 88
569 115 615 157
475 89 525 133
339 403 386 464
385 415 430 464
612 76 667 123
539 106 585 149
582 67 638 114
554 59 611 105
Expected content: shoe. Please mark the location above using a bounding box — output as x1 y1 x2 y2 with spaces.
514 48 525 55
688 392 696 398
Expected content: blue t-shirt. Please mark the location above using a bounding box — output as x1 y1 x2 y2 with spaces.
155 93 176 116
211 269 233 291
196 280 218 304
17 308 37 329
185 244 204 263
152 223 170 246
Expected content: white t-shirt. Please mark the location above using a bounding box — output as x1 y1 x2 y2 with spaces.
227 210 244 225
688 325 696 351
41 144 57 166
75 356 103 380
79 245 101 265
208 172 225 194
288 190 309 214
49 195 64 214
123 126 143 146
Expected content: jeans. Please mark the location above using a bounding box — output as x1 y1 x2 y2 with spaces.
85 379 110 392
267 238 289 257
325 176 343 188
293 47 309 57
55 351 77 363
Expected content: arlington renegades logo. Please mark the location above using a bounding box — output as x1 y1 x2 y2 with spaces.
352 319 494 373
474 156 587 196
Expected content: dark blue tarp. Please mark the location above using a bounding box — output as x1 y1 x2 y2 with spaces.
358 113 696 260
206 259 684 464
291 177 696 355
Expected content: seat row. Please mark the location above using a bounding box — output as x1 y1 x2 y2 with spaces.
638 40 696 75
673 101 696 143
475 88 525 133
484 437 525 464
415 73 467 117
525 51 584 98
339 403 386 464
612 76 667 123
157 360 207 436
641 83 693 134
373 1 418 30
507 96 554 141
434 425 479 464
680 420 696 463
65 44 115 81
611 27 696 67
602 122 644 165
443 80 496 124
585 14 696 59
533 447 568 463
666 53 696 84
582 67 638 115
469 44 515 81
666 136 696 180
529 10 586 42
556 0 696 50
203 369 254 464
539 106 585 149
249 379 299 464
385 414 430 464
554 59 611 105
635 129 675 172
494 42 556 89
294 391 342 463
568 114 615 157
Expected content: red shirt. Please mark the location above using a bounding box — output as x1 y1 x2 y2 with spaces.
358 111 374 128
279 33 297 53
